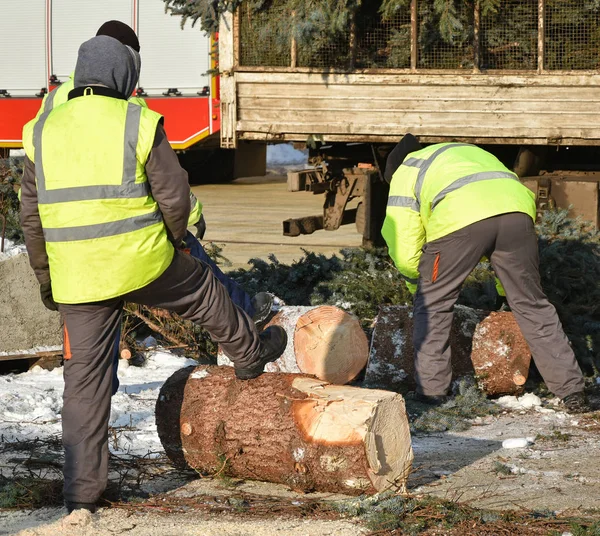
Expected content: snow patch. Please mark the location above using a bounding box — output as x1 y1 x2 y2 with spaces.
293 447 305 461
0 350 197 459
191 369 209 380
267 143 308 166
502 437 535 449
0 238 26 262
494 393 542 411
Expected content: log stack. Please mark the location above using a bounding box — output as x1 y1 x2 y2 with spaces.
218 305 369 385
156 365 414 495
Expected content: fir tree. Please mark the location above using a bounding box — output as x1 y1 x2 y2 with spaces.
164 0 600 71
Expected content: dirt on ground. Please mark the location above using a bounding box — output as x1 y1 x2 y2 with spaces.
5 403 600 536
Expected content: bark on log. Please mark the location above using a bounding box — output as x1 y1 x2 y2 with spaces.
365 305 488 392
217 305 369 385
471 312 532 396
156 365 413 495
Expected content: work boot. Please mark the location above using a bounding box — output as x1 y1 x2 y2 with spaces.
562 392 591 414
251 292 275 327
65 501 97 514
410 392 451 407
235 326 287 380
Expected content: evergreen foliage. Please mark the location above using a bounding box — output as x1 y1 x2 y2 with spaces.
228 249 344 306
165 0 600 71
535 209 600 374
411 380 499 433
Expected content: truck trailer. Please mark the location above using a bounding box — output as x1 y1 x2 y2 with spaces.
218 0 600 245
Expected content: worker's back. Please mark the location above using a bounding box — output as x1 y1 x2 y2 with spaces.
22 37 174 304
391 143 536 242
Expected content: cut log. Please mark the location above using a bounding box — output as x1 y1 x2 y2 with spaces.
119 342 132 361
365 305 488 392
217 305 369 385
156 365 413 495
471 312 532 396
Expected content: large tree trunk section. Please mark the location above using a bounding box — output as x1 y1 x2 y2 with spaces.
217 305 369 385
156 366 413 495
365 305 488 392
471 312 532 396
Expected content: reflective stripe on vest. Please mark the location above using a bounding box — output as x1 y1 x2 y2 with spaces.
43 209 163 242
413 143 473 208
43 88 58 114
430 171 519 211
34 101 159 242
387 195 419 211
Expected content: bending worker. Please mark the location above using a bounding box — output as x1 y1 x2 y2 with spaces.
382 134 588 414
20 35 287 513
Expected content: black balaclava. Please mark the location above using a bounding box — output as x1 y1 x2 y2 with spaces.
384 133 423 183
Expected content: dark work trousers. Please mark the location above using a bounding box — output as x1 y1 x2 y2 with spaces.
59 250 261 504
108 232 255 396
413 212 584 399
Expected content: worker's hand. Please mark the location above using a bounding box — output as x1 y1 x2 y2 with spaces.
39 281 58 311
195 214 206 240
406 281 418 295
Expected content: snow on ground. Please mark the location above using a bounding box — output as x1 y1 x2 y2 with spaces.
266 143 309 174
0 238 26 262
266 143 308 166
0 350 197 461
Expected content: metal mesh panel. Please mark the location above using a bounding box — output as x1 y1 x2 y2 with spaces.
480 0 538 70
296 27 351 69
355 5 411 69
239 3 290 67
418 1 474 69
545 0 600 70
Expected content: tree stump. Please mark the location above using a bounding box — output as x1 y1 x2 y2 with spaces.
156 365 413 495
471 312 532 396
365 305 488 392
217 305 369 385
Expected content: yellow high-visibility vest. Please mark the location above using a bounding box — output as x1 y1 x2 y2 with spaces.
23 89 173 303
382 143 536 291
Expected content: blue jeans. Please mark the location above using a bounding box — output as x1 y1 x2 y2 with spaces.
111 232 254 395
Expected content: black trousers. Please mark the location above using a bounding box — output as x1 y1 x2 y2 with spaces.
59 251 260 503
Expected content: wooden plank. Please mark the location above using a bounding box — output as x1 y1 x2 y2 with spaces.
239 132 600 145
237 110 600 129
218 12 237 149
235 71 600 87
237 96 600 114
236 83 600 101
237 120 597 139
0 350 62 363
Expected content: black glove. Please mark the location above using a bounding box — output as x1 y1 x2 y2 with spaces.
40 281 58 312
195 214 206 240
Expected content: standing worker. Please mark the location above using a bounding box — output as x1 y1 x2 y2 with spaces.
20 35 287 514
382 134 589 413
34 19 274 325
